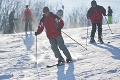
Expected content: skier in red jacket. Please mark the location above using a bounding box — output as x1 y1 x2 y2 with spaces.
35 7 72 65
22 5 33 34
87 0 106 44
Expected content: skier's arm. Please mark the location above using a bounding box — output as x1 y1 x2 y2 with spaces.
87 9 91 19
101 6 106 16
29 9 33 20
36 18 44 35
111 9 113 13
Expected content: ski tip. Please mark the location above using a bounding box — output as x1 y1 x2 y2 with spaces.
46 65 51 68
46 64 57 68
46 63 65 68
108 42 110 43
46 65 53 68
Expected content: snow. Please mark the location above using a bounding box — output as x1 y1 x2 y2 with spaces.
0 24 120 80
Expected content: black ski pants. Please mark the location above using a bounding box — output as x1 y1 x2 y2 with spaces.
90 23 102 38
9 21 15 34
25 20 32 32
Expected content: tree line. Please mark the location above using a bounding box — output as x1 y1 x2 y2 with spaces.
0 0 119 33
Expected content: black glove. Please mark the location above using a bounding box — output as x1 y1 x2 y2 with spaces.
87 16 90 19
103 13 107 16
57 27 62 31
87 17 90 19
35 32 38 36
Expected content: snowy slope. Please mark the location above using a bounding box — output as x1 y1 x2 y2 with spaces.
0 24 120 80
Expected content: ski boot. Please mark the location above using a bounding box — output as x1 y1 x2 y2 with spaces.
98 39 104 44
98 35 104 44
66 57 72 63
58 57 65 66
89 38 96 44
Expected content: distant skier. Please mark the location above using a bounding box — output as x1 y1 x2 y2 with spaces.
9 10 18 34
87 0 106 44
0 16 5 31
108 6 113 24
56 9 63 18
35 6 72 65
22 5 33 34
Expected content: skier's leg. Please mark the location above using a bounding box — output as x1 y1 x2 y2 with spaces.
9 24 12 34
110 16 112 24
97 23 102 36
12 23 15 33
9 22 14 34
97 23 104 43
29 21 32 34
108 16 112 24
90 23 96 43
56 35 72 61
49 38 64 61
25 21 28 33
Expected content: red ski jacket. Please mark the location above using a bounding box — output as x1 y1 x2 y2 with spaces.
87 5 106 23
37 12 64 39
22 8 33 20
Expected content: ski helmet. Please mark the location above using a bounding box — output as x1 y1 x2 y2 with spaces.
108 6 111 9
43 6 49 13
26 5 29 8
91 0 97 6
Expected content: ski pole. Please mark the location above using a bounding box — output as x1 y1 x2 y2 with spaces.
86 19 89 45
35 35 41 80
35 35 37 65
61 31 87 50
105 16 113 34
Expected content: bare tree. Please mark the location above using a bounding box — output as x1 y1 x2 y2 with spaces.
66 6 88 28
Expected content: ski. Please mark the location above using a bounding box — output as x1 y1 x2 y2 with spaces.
89 41 104 44
46 58 80 68
97 42 104 44
46 63 64 68
89 41 111 45
89 42 104 45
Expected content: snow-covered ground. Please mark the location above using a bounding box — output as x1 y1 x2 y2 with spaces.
0 24 120 80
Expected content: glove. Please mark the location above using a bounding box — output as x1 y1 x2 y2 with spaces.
103 13 107 16
87 15 90 19
57 27 62 31
35 32 38 36
87 17 90 19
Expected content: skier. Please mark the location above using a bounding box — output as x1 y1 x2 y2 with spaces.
0 16 5 31
9 10 18 34
56 9 63 18
35 6 72 65
22 5 33 34
108 6 113 24
87 0 106 44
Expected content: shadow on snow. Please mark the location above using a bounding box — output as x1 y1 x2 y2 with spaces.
23 33 34 51
57 62 75 80
0 74 13 80
93 43 120 60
